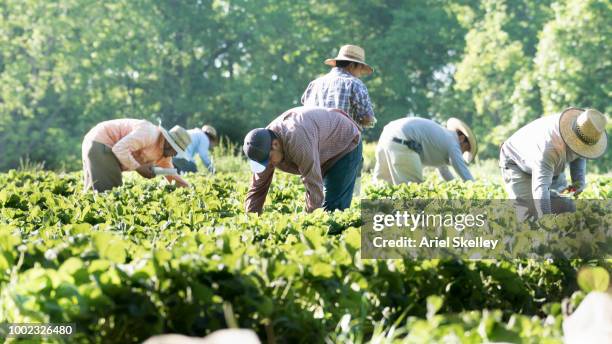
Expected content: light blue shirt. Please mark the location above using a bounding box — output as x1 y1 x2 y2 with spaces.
183 129 214 172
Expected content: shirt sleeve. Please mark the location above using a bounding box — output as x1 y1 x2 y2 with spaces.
438 166 455 181
532 152 556 217
287 128 324 212
245 166 275 214
301 82 314 105
350 80 375 121
569 158 586 189
112 123 159 170
448 145 474 181
155 157 177 183
197 134 214 172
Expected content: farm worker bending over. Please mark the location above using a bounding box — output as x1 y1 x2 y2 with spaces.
373 117 477 185
500 108 608 221
243 106 362 214
172 125 218 174
301 44 376 195
82 119 192 192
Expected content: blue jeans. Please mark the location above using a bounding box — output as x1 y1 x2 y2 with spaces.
172 157 197 174
322 141 363 212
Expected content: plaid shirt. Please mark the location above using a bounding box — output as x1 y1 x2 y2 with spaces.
245 107 360 214
301 67 375 129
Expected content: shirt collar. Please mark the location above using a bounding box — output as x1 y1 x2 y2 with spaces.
566 146 581 162
330 67 353 77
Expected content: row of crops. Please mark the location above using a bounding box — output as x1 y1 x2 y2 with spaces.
0 170 610 343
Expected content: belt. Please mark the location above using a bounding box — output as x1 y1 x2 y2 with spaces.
392 137 423 154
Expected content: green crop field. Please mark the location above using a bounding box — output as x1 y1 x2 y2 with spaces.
0 158 610 343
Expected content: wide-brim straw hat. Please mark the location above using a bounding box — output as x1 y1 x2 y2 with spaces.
160 125 191 156
324 44 373 75
559 107 608 159
447 117 478 163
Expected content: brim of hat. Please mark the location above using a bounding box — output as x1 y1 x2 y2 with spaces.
559 108 608 159
248 159 268 174
324 58 373 75
447 118 478 163
202 127 218 140
159 126 186 157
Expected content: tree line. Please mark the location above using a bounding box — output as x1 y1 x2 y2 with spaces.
0 0 609 171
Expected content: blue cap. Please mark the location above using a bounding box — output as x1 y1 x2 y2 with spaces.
243 128 273 173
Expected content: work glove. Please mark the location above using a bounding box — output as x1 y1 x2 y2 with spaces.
136 164 155 179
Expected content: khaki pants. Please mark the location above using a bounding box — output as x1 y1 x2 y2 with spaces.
500 164 575 221
373 139 423 184
82 141 123 192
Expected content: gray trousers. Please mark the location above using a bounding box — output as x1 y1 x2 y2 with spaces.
500 164 575 221
82 141 123 192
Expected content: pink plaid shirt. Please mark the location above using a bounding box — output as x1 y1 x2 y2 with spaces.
245 107 360 213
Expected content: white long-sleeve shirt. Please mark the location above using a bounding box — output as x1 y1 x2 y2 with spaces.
380 117 474 181
500 113 586 217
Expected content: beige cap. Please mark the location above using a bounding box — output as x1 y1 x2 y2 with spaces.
201 125 218 142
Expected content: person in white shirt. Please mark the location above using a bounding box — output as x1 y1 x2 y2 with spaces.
172 125 218 174
500 108 608 220
373 117 477 184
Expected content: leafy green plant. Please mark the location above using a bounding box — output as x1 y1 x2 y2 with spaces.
0 170 609 343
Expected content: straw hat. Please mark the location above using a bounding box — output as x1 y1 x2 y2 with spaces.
201 125 218 142
559 108 608 159
447 117 478 163
159 125 191 156
324 45 373 75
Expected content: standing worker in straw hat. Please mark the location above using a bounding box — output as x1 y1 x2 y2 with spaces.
82 119 192 192
301 45 376 128
172 125 219 174
301 44 376 195
373 117 477 184
500 107 608 220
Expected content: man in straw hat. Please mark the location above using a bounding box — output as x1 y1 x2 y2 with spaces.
173 125 219 174
372 117 477 184
82 119 192 192
301 44 376 195
243 107 361 214
301 44 376 128
500 107 608 220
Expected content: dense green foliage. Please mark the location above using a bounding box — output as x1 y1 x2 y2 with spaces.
1 0 610 171
0 169 610 342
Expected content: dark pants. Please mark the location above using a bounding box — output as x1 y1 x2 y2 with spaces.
322 141 363 212
172 157 197 174
82 141 122 192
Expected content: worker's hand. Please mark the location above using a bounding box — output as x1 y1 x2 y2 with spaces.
359 115 377 128
136 164 155 179
174 177 190 188
562 183 586 196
